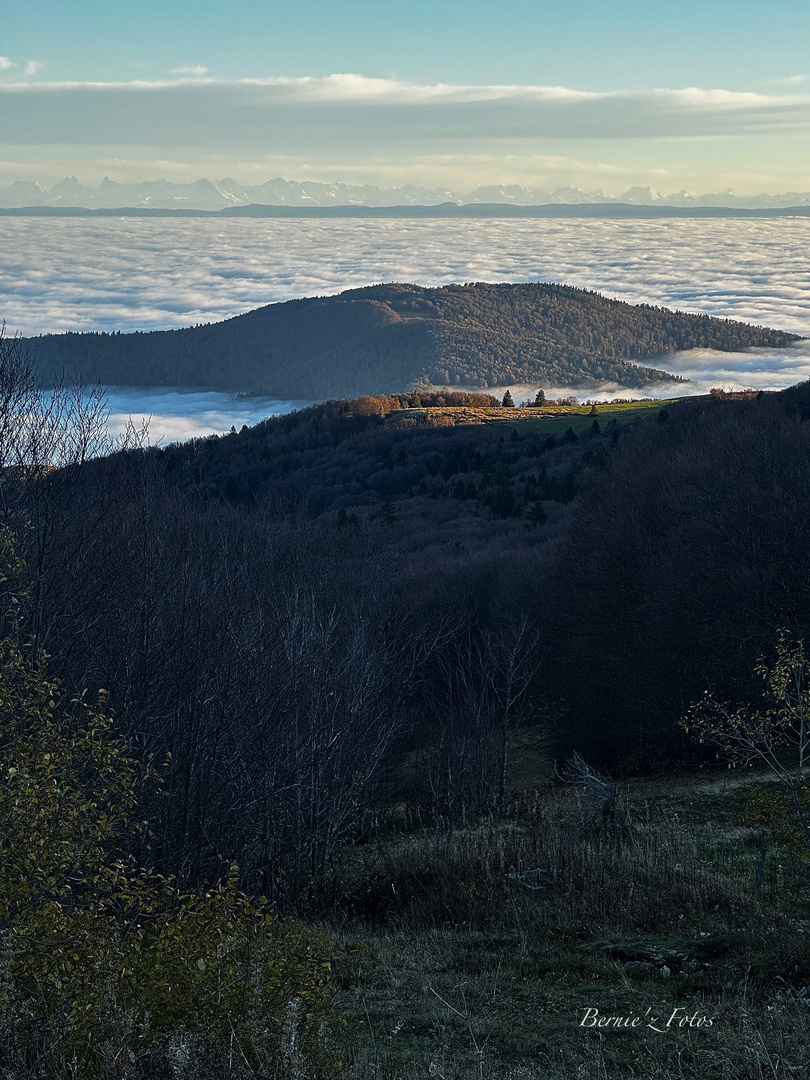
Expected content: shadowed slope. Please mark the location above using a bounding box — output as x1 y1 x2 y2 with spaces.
25 281 800 398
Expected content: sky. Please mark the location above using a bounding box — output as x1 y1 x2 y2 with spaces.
2 0 810 194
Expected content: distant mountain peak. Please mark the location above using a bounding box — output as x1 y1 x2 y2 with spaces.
2 175 810 211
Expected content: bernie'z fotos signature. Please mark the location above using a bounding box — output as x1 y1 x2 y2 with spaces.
580 1007 714 1033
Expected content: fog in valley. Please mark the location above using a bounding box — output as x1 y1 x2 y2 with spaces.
5 216 810 437
99 387 311 440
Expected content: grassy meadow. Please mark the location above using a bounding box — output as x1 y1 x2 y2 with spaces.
327 763 810 1079
390 398 667 435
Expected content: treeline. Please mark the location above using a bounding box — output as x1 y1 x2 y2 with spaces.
8 454 564 906
24 281 799 398
0 364 617 913
545 388 810 765
6 321 810 918
158 393 603 513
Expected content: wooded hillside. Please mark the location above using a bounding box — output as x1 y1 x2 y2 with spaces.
25 282 800 397
5 327 810 1077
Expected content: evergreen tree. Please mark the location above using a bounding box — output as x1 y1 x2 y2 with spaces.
525 500 548 527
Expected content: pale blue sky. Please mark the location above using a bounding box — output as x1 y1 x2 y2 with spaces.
2 1 810 192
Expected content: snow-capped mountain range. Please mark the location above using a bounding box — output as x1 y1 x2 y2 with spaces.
3 176 810 211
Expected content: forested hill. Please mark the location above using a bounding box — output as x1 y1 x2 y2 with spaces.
26 282 800 398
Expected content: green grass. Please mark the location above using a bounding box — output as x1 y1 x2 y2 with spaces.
490 400 669 435
389 399 671 436
327 768 810 1078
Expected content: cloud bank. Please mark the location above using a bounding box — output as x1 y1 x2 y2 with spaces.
4 215 809 333
2 74 808 144
4 216 810 415
2 73 810 192
101 388 310 442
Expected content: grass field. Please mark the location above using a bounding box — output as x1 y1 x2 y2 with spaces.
328 766 810 1078
389 399 669 435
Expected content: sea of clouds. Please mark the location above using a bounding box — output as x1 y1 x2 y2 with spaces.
2 216 809 438
101 388 313 443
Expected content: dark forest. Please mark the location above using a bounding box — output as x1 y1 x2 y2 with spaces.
3 328 810 1076
24 281 799 398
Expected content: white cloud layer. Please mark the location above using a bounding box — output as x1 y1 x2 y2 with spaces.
0 73 804 109
101 388 309 442
3 216 810 435
1 73 808 145
4 215 809 333
2 72 809 193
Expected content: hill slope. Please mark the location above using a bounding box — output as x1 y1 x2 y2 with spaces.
25 282 800 397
